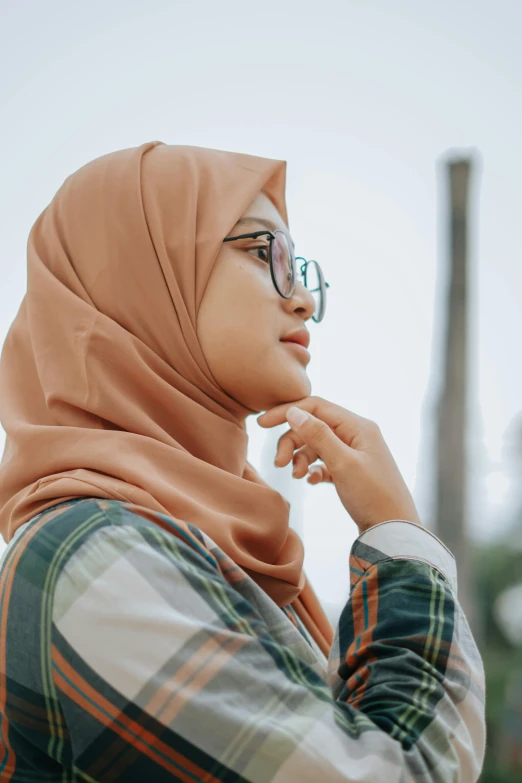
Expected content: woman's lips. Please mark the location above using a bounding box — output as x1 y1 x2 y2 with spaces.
281 340 311 362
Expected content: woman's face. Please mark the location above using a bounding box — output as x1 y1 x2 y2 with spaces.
197 192 316 418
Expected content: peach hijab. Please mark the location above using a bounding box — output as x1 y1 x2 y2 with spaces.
0 141 333 655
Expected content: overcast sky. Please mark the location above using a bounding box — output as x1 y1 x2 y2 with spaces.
1 1 521 609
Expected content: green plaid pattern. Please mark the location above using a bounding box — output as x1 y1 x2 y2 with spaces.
0 498 486 781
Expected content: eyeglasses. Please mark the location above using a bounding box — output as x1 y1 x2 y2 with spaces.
223 229 330 323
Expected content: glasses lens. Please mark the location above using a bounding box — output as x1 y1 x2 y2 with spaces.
305 259 326 322
272 231 295 297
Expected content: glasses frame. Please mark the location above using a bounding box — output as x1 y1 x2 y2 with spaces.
223 229 330 323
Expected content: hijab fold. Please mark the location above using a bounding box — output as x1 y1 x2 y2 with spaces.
0 141 334 657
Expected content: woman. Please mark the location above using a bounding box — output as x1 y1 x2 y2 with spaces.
0 141 485 781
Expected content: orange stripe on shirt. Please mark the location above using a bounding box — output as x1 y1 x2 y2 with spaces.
0 504 72 778
146 630 249 724
51 644 224 783
345 565 379 708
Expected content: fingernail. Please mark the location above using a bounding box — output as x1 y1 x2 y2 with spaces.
286 406 309 428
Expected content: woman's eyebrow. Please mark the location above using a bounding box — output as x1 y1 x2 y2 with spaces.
233 217 295 249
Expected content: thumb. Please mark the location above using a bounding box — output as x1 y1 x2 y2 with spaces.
285 406 347 469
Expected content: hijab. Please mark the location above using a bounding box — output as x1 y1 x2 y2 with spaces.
0 141 333 656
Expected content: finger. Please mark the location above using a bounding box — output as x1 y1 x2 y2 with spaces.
307 464 333 484
274 429 305 466
275 433 318 470
292 450 312 478
258 396 364 448
291 445 320 477
258 397 310 427
307 464 323 483
274 429 317 467
284 406 353 473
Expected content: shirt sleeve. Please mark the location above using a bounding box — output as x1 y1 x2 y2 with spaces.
51 513 486 783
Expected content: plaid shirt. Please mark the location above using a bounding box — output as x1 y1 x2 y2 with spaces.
0 497 485 782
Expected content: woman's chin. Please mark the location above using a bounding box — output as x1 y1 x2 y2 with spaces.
274 367 311 404
245 361 311 413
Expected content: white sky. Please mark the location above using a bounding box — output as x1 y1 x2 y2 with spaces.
1 1 521 611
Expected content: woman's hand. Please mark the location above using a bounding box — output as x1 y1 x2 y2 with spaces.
256 395 422 533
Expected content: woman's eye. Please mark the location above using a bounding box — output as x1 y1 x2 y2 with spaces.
247 245 269 263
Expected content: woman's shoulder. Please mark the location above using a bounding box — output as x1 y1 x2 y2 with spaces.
0 498 235 689
0 497 283 634
1 497 221 597
1 497 325 749
1 497 320 671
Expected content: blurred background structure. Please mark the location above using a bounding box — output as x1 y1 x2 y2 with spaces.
1 2 521 779
433 157 476 628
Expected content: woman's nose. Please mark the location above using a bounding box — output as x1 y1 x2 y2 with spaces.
285 279 316 321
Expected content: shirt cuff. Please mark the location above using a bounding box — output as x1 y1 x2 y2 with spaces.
351 520 458 595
